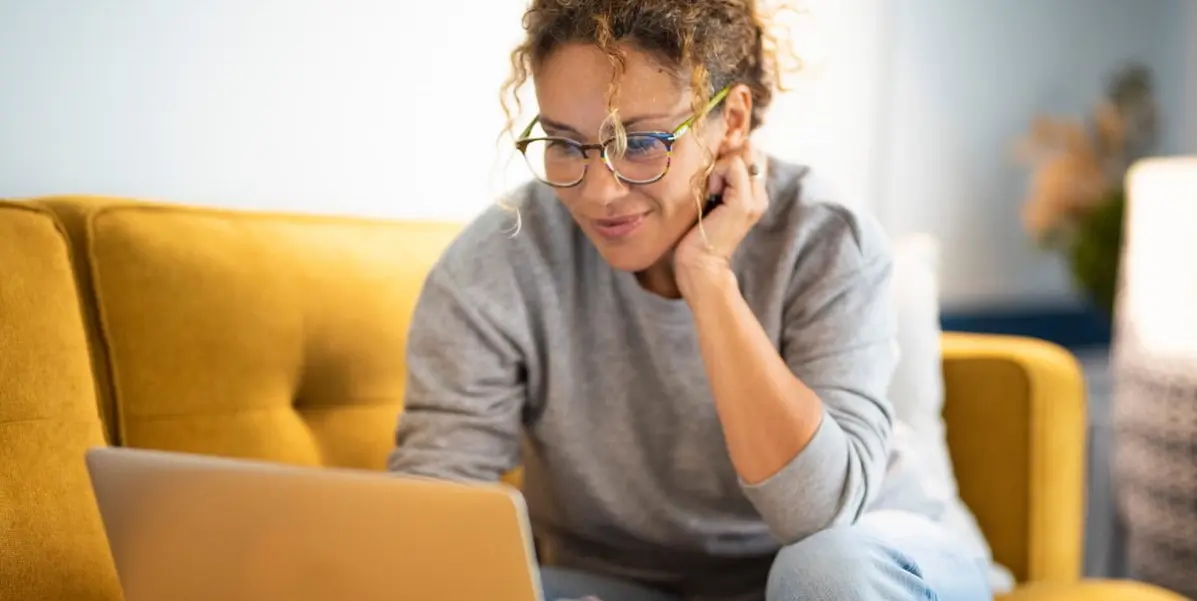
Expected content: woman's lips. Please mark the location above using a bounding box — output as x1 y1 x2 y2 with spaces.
593 212 648 239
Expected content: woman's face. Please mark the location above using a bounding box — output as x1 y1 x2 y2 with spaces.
531 43 749 273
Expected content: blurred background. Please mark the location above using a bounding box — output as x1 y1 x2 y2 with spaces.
3 0 1194 323
1 0 1195 587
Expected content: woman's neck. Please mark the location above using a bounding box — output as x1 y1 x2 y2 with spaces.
635 256 682 299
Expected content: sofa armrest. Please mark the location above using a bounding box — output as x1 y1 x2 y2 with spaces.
940 332 1087 585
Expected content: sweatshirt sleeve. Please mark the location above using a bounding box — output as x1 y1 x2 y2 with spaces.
739 211 899 545
386 263 527 482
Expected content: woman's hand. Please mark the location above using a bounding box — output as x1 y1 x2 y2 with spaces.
674 140 768 300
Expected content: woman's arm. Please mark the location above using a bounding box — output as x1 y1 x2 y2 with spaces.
387 264 527 482
682 243 897 545
674 142 897 545
683 267 823 485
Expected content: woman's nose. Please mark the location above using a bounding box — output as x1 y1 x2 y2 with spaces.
576 153 627 205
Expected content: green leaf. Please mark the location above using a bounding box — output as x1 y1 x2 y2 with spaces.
1068 188 1125 317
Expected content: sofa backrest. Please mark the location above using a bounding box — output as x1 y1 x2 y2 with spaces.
0 202 123 601
4 195 1082 592
36 197 461 470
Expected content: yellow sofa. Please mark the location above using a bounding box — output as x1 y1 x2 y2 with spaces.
0 196 1183 601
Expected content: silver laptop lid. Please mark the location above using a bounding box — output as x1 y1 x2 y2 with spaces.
85 447 543 601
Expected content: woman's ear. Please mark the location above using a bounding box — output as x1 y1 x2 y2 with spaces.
717 84 754 155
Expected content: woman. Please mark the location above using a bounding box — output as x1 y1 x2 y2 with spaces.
388 1 992 599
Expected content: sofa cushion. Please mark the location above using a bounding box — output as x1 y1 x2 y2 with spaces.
996 579 1189 601
0 202 122 601
36 196 128 444
57 199 461 469
888 234 1013 592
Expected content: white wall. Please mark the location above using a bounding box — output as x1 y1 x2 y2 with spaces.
0 0 872 221
1186 1 1197 153
4 1 1191 310
754 0 887 212
876 0 1194 309
0 0 528 221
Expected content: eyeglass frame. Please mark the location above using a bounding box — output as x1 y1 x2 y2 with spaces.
513 85 733 188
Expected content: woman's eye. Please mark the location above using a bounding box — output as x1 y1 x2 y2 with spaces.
546 140 583 158
626 136 665 157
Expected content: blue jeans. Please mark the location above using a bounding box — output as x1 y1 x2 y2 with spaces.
540 511 992 601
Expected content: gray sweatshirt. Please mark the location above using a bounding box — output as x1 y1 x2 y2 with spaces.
388 158 944 592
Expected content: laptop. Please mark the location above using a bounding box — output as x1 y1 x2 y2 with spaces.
84 446 545 601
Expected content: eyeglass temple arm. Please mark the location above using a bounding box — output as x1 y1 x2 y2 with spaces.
671 85 733 138
517 116 540 141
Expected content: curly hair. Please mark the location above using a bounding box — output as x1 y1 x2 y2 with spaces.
498 0 798 225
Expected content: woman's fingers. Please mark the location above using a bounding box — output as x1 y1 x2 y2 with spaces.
706 151 753 209
744 142 768 216
678 141 769 268
706 155 730 198
746 142 766 187
710 141 766 219
724 155 754 211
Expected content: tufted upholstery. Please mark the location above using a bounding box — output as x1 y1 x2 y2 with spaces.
0 202 123 601
34 197 461 469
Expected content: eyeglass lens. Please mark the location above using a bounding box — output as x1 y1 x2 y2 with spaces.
521 134 670 186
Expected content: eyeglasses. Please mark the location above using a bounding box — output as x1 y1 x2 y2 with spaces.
514 86 732 188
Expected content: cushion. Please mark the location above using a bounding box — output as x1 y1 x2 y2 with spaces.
73 200 460 469
0 202 122 601
888 233 1013 592
997 579 1189 601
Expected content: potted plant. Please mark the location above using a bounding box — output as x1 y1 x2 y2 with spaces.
1013 64 1158 319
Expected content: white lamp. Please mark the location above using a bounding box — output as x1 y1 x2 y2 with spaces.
1118 157 1197 360
1111 156 1197 597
